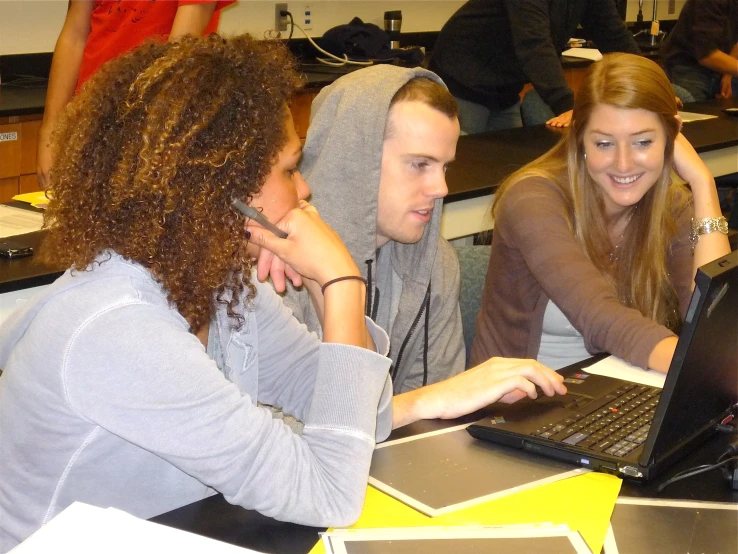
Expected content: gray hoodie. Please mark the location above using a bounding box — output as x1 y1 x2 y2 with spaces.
283 65 465 394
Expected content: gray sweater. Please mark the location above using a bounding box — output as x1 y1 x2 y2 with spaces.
0 254 393 552
283 65 466 394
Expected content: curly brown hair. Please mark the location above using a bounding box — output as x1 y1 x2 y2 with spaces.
41 34 302 332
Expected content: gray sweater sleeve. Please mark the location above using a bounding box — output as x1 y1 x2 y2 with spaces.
63 291 392 527
254 280 393 442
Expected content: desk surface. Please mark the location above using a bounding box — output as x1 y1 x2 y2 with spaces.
151 357 738 554
0 230 63 295
151 428 738 554
445 97 738 203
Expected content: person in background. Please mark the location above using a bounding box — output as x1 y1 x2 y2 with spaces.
428 0 640 133
0 35 567 552
661 0 738 103
471 53 730 373
36 0 233 188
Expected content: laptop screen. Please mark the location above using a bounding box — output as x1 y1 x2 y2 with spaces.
641 250 738 465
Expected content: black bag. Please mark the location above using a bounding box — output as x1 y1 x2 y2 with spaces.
321 17 391 59
321 17 422 64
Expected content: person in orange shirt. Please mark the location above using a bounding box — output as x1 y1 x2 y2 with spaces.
36 0 234 189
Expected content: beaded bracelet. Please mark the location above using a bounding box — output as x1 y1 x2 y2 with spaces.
321 275 368 295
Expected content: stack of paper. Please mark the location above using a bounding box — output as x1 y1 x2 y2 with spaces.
12 502 265 554
308 470 621 554
0 205 44 238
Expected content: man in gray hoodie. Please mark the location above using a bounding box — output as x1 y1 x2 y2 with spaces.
284 65 465 395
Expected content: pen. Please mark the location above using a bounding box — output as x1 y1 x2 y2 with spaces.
232 199 288 239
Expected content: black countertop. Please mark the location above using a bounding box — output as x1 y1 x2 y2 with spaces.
0 55 617 119
0 83 47 119
0 65 368 119
0 231 62 294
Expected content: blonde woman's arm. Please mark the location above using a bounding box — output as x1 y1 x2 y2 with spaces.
671 134 731 282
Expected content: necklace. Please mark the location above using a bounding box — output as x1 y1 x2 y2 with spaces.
609 208 636 263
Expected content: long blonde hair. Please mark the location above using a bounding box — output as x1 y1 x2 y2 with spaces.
493 53 688 330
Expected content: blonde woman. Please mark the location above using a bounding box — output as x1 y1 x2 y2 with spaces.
472 53 730 373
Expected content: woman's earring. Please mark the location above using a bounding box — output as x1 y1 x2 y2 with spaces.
584 152 587 160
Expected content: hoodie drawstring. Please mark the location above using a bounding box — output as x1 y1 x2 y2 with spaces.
422 281 430 387
365 259 381 320
364 259 373 317
391 282 431 385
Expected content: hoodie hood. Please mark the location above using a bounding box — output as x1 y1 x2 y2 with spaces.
299 64 447 286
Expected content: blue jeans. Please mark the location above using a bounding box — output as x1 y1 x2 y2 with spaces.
454 96 522 134
666 64 738 103
520 90 556 127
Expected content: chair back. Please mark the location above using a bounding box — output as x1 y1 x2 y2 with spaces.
454 244 491 368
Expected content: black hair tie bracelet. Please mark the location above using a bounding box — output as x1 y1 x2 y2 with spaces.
321 276 368 295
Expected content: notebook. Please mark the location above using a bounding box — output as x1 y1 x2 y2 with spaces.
468 250 738 482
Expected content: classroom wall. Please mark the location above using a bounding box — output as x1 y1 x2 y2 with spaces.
624 0 686 21
0 0 465 56
0 0 688 57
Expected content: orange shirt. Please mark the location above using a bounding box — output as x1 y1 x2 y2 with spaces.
77 0 233 90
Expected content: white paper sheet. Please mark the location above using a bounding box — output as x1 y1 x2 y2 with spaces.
678 111 719 123
0 204 44 238
561 48 603 61
583 356 666 389
12 502 265 554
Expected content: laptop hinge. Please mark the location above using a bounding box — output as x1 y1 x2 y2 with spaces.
639 416 722 468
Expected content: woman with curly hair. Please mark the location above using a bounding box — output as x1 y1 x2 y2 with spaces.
472 53 730 373
0 35 567 551
0 34 387 550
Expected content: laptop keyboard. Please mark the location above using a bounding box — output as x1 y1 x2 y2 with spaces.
531 383 661 458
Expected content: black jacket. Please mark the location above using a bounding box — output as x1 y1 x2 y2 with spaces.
429 0 639 114
661 0 738 70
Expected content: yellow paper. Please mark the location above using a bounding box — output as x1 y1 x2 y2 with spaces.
437 472 621 553
309 486 431 554
12 191 51 209
310 472 621 554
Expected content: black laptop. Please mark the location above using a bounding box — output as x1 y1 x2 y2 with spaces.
468 250 738 482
